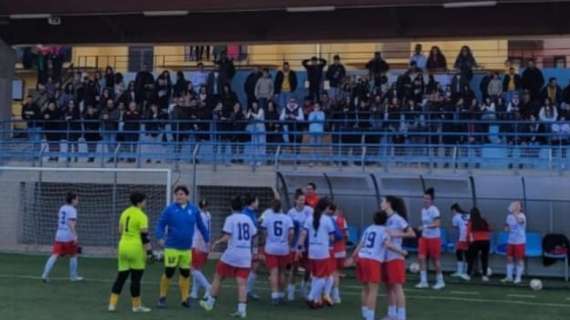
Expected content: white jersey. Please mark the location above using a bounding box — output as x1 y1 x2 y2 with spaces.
452 213 470 242
506 213 526 245
358 225 389 263
220 212 258 268
55 205 77 242
421 205 441 239
288 206 313 246
261 210 294 256
385 213 409 261
303 215 335 260
192 210 211 253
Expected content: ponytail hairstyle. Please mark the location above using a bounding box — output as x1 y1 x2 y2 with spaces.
450 203 467 214
373 210 389 226
424 187 435 201
271 199 282 213
470 207 489 231
313 197 332 232
385 195 408 221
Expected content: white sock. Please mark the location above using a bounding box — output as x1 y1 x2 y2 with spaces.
247 273 257 293
457 262 464 274
420 271 428 283
192 270 211 291
515 262 524 280
206 294 216 308
69 256 78 278
237 302 247 314
324 276 334 296
309 278 325 300
361 306 369 318
287 284 295 295
388 305 397 317
191 275 199 298
397 307 406 320
365 309 375 320
278 291 285 298
307 278 318 301
42 255 58 279
332 287 340 300
436 273 444 283
271 292 280 299
506 263 514 279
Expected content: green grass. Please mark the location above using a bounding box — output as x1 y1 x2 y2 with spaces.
1 253 569 320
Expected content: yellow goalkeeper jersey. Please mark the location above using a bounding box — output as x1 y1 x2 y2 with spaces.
119 206 148 247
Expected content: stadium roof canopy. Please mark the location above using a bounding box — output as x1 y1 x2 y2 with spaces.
1 0 570 44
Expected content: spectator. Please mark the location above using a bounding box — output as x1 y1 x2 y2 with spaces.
59 83 75 110
104 66 115 89
144 103 167 163
538 98 558 143
215 50 236 84
479 71 492 101
519 90 539 120
410 44 427 70
366 51 390 89
521 60 545 102
244 66 262 108
465 207 491 281
42 100 62 161
246 101 266 166
100 98 120 162
173 71 189 97
21 95 42 143
118 81 136 106
99 88 114 110
308 103 326 164
265 100 283 156
487 72 503 101
206 70 224 106
155 70 173 111
325 55 347 102
302 56 328 102
426 46 447 73
171 96 190 159
450 73 469 102
279 98 304 153
221 84 238 110
32 83 50 111
503 67 522 103
195 99 212 142
63 100 82 161
274 62 298 112
122 102 141 162
454 46 477 82
541 77 562 105
83 105 101 163
134 64 155 107
114 72 125 98
562 80 570 108
254 69 274 111
189 62 209 88
230 102 248 163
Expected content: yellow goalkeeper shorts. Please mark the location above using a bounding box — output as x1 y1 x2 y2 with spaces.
163 248 192 269
117 242 145 271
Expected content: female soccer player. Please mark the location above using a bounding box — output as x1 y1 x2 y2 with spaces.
382 195 416 320
502 201 526 284
200 195 258 318
329 204 348 304
416 188 445 290
41 191 83 282
353 210 408 320
287 191 314 301
296 198 337 309
464 207 492 282
261 199 294 304
108 192 153 313
450 203 470 277
190 199 212 300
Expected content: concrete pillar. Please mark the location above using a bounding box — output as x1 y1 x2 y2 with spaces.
0 39 16 139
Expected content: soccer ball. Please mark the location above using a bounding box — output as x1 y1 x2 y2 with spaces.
409 262 420 273
529 279 543 291
486 267 493 277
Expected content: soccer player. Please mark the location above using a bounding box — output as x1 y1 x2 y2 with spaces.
382 195 416 320
296 197 337 309
41 191 83 282
200 195 258 318
261 199 294 304
502 201 527 284
416 188 445 290
450 203 470 277
353 210 408 320
287 191 314 301
242 193 262 300
108 192 153 313
190 199 212 300
155 185 209 308
304 182 320 208
329 204 348 304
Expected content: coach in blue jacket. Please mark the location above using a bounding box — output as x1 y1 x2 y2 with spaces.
155 185 209 308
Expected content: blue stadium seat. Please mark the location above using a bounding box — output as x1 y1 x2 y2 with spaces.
440 228 452 252
525 232 543 257
494 232 509 255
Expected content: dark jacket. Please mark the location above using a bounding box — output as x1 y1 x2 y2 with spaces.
83 111 101 141
521 67 545 96
21 102 42 128
206 73 225 96
63 108 82 141
42 108 63 141
215 57 236 83
134 71 155 103
540 85 563 104
123 110 141 141
145 109 168 137
562 85 570 104
366 58 390 77
100 107 121 132
426 55 447 72
326 63 347 88
244 71 262 100
503 74 522 91
302 58 327 84
274 70 298 94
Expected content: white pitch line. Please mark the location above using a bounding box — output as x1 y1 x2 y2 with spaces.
507 294 536 299
1 273 569 309
450 290 480 295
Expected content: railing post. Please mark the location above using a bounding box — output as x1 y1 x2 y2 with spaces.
113 143 121 168
361 145 367 172
192 143 201 203
274 145 281 170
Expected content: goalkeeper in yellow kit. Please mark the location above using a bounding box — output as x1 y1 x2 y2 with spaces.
108 192 153 313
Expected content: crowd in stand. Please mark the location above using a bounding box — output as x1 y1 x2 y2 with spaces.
18 45 570 162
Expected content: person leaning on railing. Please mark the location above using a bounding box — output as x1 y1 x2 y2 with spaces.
100 98 121 162
63 100 82 162
83 105 101 163
42 100 63 161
